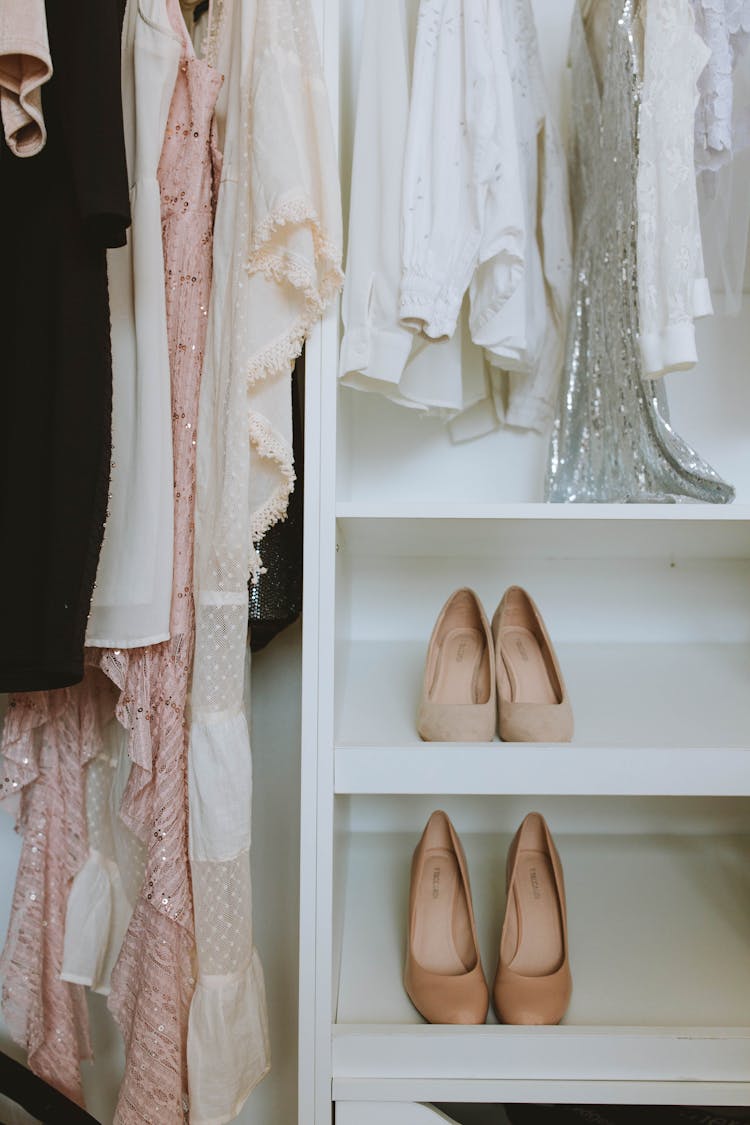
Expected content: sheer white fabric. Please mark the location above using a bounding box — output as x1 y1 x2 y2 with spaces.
86 0 180 649
400 0 525 342
187 0 342 1120
698 34 750 314
338 0 486 414
61 729 144 995
692 0 750 172
637 0 713 378
452 0 572 438
0 0 51 157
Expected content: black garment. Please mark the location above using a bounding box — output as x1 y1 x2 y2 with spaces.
0 0 130 692
249 356 304 652
0 1051 100 1124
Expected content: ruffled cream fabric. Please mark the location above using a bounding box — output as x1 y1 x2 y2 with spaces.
0 0 52 157
187 1 342 1121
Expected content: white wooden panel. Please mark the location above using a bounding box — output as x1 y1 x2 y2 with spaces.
333 1080 750 1107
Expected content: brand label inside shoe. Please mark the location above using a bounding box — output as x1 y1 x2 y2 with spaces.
432 867 441 898
515 637 530 663
529 866 541 900
455 641 467 663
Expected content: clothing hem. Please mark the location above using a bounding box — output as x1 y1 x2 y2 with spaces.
0 663 83 693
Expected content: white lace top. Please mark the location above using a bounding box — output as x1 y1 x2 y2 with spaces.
187 0 342 1121
637 0 713 379
399 0 525 343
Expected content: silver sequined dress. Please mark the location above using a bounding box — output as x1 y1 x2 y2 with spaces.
546 0 734 504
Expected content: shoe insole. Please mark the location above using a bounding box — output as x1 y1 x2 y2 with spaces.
413 849 475 975
500 626 558 705
431 626 486 705
504 850 564 976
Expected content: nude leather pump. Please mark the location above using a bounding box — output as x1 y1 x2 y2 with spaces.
493 812 572 1025
417 588 496 742
405 810 489 1025
492 586 573 743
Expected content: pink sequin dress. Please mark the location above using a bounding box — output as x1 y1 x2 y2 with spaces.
0 4 222 1118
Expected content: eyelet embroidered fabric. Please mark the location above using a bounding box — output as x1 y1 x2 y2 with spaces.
187 0 341 1120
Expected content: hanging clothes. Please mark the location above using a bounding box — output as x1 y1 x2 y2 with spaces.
338 0 486 416
400 0 525 343
545 0 734 504
85 0 181 650
0 0 129 687
104 8 222 1118
187 0 342 1119
692 0 750 173
451 0 573 439
636 0 713 378
1 2 222 1118
0 0 52 157
694 1 750 316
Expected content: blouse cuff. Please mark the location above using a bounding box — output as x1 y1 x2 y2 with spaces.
339 323 415 388
399 271 462 341
640 320 699 379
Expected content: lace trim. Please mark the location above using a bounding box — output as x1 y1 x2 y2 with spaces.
247 411 295 553
243 194 342 545
205 0 226 69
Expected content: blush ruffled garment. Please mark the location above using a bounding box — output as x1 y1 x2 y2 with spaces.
0 1 222 1119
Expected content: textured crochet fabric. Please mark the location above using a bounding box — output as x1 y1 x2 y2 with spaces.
0 3 221 1117
106 6 222 1120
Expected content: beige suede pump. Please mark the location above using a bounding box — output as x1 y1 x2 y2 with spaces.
493 812 572 1026
405 811 489 1025
417 588 496 743
492 586 573 743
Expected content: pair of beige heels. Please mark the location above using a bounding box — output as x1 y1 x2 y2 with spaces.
405 810 571 1026
417 586 573 744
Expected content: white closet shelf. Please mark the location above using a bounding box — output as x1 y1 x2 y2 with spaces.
336 502 750 521
335 746 750 796
335 508 750 560
334 831 750 1091
335 641 750 794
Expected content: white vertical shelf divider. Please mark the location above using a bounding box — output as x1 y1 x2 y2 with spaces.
299 2 341 1123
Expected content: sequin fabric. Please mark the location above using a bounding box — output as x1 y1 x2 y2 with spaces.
108 6 222 1120
0 4 221 1117
545 0 734 504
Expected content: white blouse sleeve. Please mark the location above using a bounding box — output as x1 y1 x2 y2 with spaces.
637 0 713 379
339 0 415 391
400 0 511 341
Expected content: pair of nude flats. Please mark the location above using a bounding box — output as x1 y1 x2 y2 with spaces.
417 586 573 743
405 810 572 1026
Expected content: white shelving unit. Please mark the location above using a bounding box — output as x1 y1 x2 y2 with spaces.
300 1 750 1122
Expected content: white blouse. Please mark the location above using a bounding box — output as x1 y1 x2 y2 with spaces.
637 0 713 379
339 0 487 415
454 0 572 438
399 0 525 343
86 0 180 647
